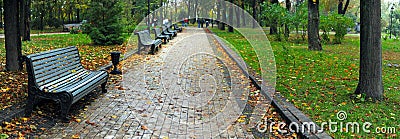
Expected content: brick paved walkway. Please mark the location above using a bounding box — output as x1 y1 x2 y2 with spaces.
41 27 266 139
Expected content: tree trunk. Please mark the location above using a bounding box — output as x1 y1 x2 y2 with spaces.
19 0 25 37
4 0 23 71
270 0 278 34
307 0 322 51
0 0 3 27
251 0 256 28
284 0 291 38
22 0 31 41
228 0 234 32
188 0 191 19
338 0 350 15
355 0 383 101
241 1 246 27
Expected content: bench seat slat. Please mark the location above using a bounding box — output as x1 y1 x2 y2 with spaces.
47 71 98 93
40 69 87 91
70 71 108 95
71 75 107 103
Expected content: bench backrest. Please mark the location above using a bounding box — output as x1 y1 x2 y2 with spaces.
161 26 168 32
165 26 174 32
153 28 162 36
136 30 153 45
25 46 85 90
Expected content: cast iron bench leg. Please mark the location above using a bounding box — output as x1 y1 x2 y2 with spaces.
59 93 73 122
25 93 38 117
102 82 107 93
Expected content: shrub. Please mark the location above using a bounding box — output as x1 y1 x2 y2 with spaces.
320 13 354 44
85 0 124 45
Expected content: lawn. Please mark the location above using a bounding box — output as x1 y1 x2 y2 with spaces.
210 28 399 138
0 33 134 111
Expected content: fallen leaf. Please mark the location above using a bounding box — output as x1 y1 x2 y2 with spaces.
85 120 96 126
72 134 80 139
141 125 148 130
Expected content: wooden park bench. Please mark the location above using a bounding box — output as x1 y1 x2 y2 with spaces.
173 24 182 32
160 27 175 39
23 46 109 121
162 26 177 37
136 30 162 55
153 28 170 44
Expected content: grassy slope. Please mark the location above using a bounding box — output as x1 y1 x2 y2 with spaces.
210 28 399 138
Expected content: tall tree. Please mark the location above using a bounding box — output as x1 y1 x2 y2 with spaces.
241 0 246 27
270 0 278 34
355 0 383 100
307 0 322 50
251 0 256 28
0 0 3 27
22 0 31 41
284 0 291 38
338 0 350 15
4 0 23 71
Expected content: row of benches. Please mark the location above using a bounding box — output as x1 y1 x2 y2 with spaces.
23 24 183 122
136 24 182 54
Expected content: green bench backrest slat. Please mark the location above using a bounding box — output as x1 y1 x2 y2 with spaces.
28 46 77 61
36 67 84 86
35 62 83 84
32 50 79 70
154 28 162 36
33 56 80 72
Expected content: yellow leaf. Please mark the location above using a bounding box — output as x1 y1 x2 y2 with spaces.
72 134 80 139
30 125 37 130
237 119 245 123
75 119 82 123
1 87 10 92
111 115 117 119
21 117 29 122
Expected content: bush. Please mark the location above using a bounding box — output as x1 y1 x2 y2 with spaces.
69 27 81 34
320 13 354 44
85 0 124 45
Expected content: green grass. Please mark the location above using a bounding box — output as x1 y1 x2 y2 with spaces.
210 28 400 138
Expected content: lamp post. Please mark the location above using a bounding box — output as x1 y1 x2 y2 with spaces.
390 5 394 39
